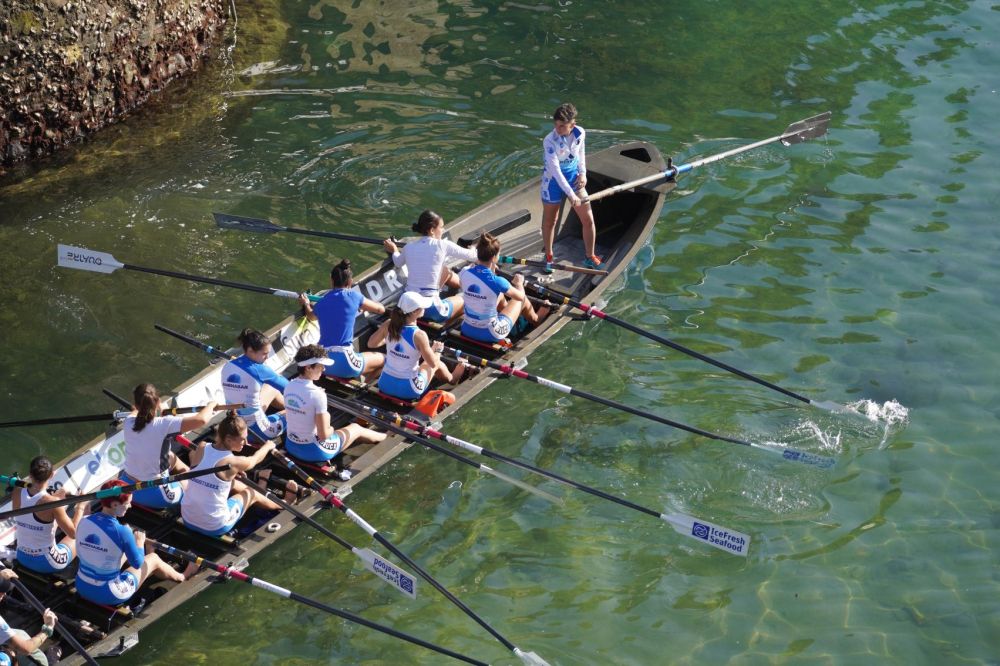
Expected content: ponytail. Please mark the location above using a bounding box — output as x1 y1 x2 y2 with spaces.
412 209 442 236
387 306 408 342
132 383 160 432
216 411 247 444
330 258 352 288
237 328 269 353
475 232 500 263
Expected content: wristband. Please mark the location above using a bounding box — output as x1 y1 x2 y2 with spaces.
40 625 54 637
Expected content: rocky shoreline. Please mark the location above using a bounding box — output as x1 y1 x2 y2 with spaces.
0 0 228 174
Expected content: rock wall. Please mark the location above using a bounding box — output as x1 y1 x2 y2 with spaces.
0 0 228 172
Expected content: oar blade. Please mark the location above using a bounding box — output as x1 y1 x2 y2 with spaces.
482 466 564 505
514 648 552 666
662 513 751 557
809 399 852 414
780 111 832 146
213 211 284 234
56 244 124 275
355 547 419 599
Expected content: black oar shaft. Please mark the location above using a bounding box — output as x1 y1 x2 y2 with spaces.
272 451 522 655
102 388 131 409
0 561 99 666
124 263 302 299
237 475 355 553
0 413 119 428
528 283 813 405
154 324 235 361
149 540 485 666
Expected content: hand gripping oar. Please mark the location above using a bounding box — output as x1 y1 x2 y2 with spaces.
0 403 242 429
147 539 485 666
272 450 550 666
154 323 236 361
0 465 230 520
0 560 100 666
526 282 848 413
213 212 401 247
326 396 563 505
584 112 831 203
446 348 835 470
498 255 608 276
56 244 321 303
335 399 751 557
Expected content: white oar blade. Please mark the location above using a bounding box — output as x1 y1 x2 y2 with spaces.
662 513 751 557
780 111 831 145
356 547 418 599
57 244 124 275
514 648 551 666
482 466 564 505
809 399 851 414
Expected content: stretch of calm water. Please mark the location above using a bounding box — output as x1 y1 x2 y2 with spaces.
2 1 998 664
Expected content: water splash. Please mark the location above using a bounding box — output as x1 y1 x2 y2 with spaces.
846 399 910 449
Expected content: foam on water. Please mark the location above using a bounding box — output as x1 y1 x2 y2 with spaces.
846 399 910 449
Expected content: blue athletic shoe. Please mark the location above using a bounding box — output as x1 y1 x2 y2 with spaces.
544 253 554 274
583 255 605 270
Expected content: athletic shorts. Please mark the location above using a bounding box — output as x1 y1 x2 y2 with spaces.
16 543 73 574
541 164 579 205
120 472 182 509
183 497 244 537
324 346 365 379
421 296 453 323
378 371 429 401
238 408 286 443
285 432 344 463
76 570 139 606
461 315 513 343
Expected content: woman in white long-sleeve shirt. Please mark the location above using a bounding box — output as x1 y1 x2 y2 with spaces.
382 209 477 323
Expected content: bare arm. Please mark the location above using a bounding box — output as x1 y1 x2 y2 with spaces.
413 329 441 369
368 319 390 349
361 297 385 315
506 273 527 302
299 292 318 322
219 441 276 480
179 400 218 432
315 412 333 442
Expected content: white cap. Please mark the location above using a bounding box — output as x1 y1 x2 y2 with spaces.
296 356 334 367
397 291 435 314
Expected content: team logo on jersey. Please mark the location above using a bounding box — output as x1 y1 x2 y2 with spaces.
393 343 404 353
84 533 101 545
467 284 481 294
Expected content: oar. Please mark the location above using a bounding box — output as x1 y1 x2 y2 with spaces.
584 111 832 203
154 323 236 361
526 282 848 413
272 450 550 666
0 403 242 429
148 539 484 666
0 560 100 666
213 212 401 247
102 388 132 409
324 396 562 504
445 348 835 469
337 399 751 557
56 244 321 302
498 255 608 276
0 465 230 520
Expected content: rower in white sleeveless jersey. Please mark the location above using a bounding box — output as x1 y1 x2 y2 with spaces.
221 328 287 443
368 292 464 401
180 412 282 537
301 258 385 383
382 210 477 322
120 383 216 509
283 344 387 463
0 570 57 666
75 480 185 607
460 232 550 344
11 456 84 575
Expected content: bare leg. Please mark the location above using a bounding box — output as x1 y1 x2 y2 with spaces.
134 551 184 585
337 423 387 453
573 194 598 259
260 383 285 411
541 202 562 258
361 351 385 383
440 266 460 289
233 483 282 513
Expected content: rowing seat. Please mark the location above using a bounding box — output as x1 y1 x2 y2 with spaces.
456 209 532 248
11 559 72 589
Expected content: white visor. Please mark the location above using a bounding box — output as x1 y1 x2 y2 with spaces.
397 291 435 314
297 357 334 367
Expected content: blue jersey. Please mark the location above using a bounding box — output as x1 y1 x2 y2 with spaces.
460 264 511 331
76 513 143 584
315 288 364 348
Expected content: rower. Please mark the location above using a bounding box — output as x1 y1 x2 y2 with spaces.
75 480 185 607
368 292 464 401
121 383 216 509
382 210 477 323
459 232 550 344
221 328 287 443
283 344 387 463
0 570 57 666
301 258 386 383
11 456 83 575
180 412 283 537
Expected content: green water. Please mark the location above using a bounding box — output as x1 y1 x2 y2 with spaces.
2 0 998 663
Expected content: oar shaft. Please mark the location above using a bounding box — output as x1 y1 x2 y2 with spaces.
149 540 485 666
154 324 235 361
123 262 319 302
102 388 131 409
0 465 230 520
0 560 99 666
498 256 607 276
0 413 120 428
272 451 522 654
527 283 813 405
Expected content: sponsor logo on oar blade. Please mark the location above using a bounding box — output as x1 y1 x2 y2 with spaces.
56 244 123 274
690 520 750 557
358 547 417 599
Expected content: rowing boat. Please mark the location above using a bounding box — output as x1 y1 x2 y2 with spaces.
0 140 672 663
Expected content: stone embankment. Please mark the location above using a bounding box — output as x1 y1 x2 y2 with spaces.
0 0 227 173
